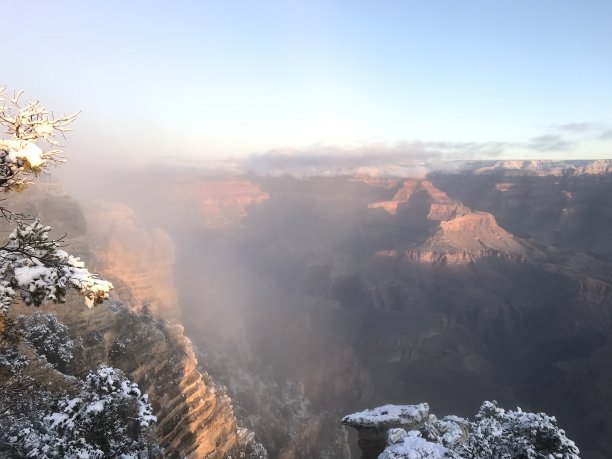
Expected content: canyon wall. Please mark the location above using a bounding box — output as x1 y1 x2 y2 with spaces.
3 182 257 459
84 201 180 321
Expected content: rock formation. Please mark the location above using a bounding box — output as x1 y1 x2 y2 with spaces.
83 201 180 321
368 178 527 264
11 299 242 458
342 404 431 459
400 212 529 264
2 182 261 459
162 177 269 228
368 179 469 220
343 401 578 459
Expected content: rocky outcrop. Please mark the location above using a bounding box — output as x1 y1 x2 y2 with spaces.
368 179 469 220
377 212 529 265
368 178 528 264
415 212 528 264
163 177 269 228
342 404 431 459
344 401 577 459
84 202 180 321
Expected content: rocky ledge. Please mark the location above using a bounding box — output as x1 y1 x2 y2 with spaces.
342 403 468 459
377 212 529 265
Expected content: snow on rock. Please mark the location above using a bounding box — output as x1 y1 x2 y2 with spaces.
342 404 432 459
380 430 451 459
343 401 580 459
342 403 430 430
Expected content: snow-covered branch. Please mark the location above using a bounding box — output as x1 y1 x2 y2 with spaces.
0 88 112 315
0 86 78 192
0 220 113 314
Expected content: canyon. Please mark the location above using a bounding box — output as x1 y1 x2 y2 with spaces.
1 183 262 458
5 160 612 458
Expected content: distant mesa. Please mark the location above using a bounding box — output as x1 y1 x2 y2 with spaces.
369 179 529 265
397 212 528 265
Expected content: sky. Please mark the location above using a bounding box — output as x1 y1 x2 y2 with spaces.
3 0 612 168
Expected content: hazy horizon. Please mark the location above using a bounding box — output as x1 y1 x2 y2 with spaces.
4 0 612 168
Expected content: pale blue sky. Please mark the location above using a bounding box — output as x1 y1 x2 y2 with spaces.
3 0 611 164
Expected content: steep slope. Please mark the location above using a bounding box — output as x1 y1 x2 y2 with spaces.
2 182 261 459
84 201 180 320
11 300 242 458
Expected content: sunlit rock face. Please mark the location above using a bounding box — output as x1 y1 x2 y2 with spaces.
368 178 527 264
369 179 469 220
83 202 180 321
16 299 240 459
162 177 269 228
2 184 252 459
401 212 528 265
573 159 612 175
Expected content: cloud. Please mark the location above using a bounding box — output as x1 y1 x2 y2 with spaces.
552 122 602 134
527 134 572 152
551 122 612 143
423 141 513 157
600 129 612 140
245 142 442 176
150 122 610 177
243 129 594 176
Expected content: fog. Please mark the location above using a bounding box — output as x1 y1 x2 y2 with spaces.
45 158 612 458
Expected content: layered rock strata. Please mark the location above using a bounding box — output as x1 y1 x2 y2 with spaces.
3 183 252 459
83 201 180 320
12 298 242 458
403 212 528 264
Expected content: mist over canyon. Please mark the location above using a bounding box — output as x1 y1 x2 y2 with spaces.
1 159 610 458
2 1 611 455
27 159 605 458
